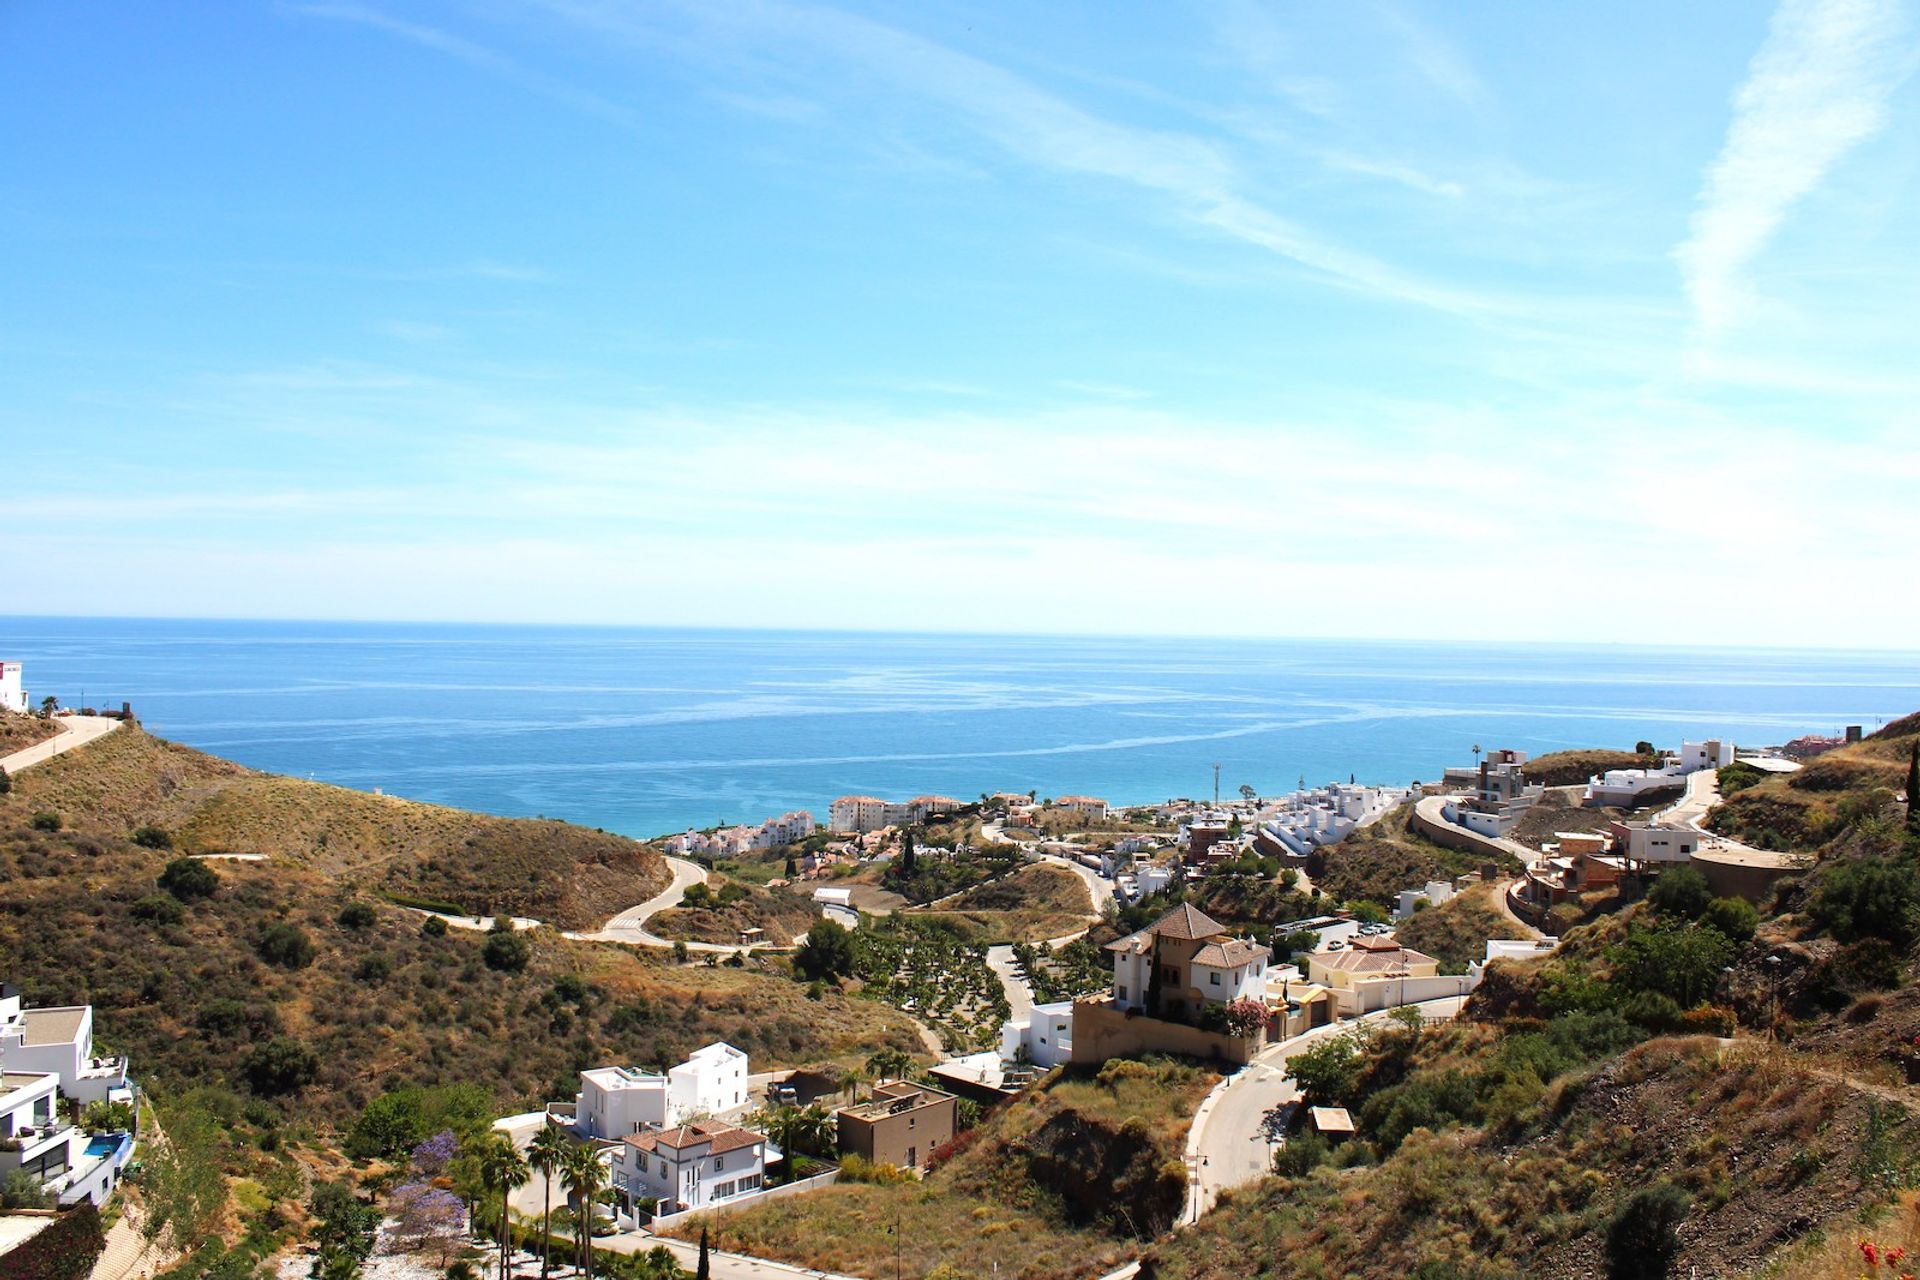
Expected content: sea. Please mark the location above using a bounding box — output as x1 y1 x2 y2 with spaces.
3 616 1915 840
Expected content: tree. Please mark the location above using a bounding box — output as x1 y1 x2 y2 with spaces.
474 1133 528 1280
337 901 377 929
0 768 10 796
865 1048 913 1082
1287 1029 1368 1108
484 925 532 973
389 1180 466 1266
1238 784 1256 804
310 1181 379 1278
131 824 172 849
527 1123 570 1280
244 1037 319 1095
0 1169 53 1209
1610 925 1736 1008
697 1226 711 1280
158 856 218 901
561 1143 609 1280
38 695 56 717
422 914 449 937
784 853 798 878
794 917 856 982
900 829 917 875
1606 1181 1689 1279
1646 865 1711 921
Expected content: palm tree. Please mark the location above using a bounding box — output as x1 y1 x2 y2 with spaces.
561 1143 609 1280
864 1048 912 1083
477 1134 528 1280
759 1105 804 1185
791 1104 834 1160
836 1065 866 1104
526 1123 569 1280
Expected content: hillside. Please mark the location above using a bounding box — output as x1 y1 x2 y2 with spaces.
1146 713 1920 1279
0 709 61 755
0 822 924 1134
0 725 666 929
1392 882 1529 972
912 861 1097 943
671 1056 1214 1279
1518 747 1657 787
1308 805 1520 906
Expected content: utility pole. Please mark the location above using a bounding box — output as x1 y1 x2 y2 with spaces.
1212 763 1220 807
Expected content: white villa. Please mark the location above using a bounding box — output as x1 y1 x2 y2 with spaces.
573 1042 749 1140
1393 880 1457 921
0 988 135 1209
1584 740 1735 807
0 662 23 714
611 1120 766 1219
1106 904 1271 1017
1003 999 1075 1068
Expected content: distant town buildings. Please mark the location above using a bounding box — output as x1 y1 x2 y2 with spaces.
828 794 963 833
1050 795 1109 820
663 811 817 857
1254 781 1416 859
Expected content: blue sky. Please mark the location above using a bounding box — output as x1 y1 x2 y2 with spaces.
3 1 1918 646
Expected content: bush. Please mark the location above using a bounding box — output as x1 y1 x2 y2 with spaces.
421 915 449 938
131 824 173 849
1698 896 1757 944
346 1084 495 1159
1811 857 1920 946
158 857 219 902
1610 924 1735 1007
1646 865 1711 921
337 901 377 930
131 893 185 925
1606 1181 1689 1279
1717 762 1767 795
483 928 531 973
257 923 315 969
1825 939 1903 995
30 811 62 832
1272 1128 1331 1178
243 1037 319 1095
355 954 393 983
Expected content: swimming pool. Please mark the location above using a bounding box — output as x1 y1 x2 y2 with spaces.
84 1134 127 1159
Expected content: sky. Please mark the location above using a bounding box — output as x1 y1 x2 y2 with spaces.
3 0 1919 646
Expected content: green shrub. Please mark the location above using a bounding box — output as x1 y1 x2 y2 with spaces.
794 917 856 982
1646 865 1710 921
30 812 62 832
158 857 219 902
243 1037 319 1095
131 825 173 849
132 893 185 925
483 928 531 973
337 901 377 930
1717 762 1767 795
1810 857 1920 946
354 954 393 983
257 922 315 969
1609 924 1735 1007
421 915 449 938
1698 896 1757 944
1272 1128 1330 1177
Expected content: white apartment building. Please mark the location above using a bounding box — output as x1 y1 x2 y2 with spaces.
1621 825 1700 864
1051 795 1109 820
0 662 24 714
1393 880 1457 921
574 1042 751 1140
750 811 816 849
612 1121 766 1218
1255 782 1416 858
829 796 890 834
663 811 817 857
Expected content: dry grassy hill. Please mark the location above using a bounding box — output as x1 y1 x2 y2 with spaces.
1709 723 1915 852
0 710 61 755
0 725 665 929
911 861 1097 943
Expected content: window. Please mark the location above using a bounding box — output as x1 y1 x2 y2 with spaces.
906 1146 917 1167
659 1158 668 1177
1117 985 1127 1000
716 1156 725 1171
1209 972 1220 986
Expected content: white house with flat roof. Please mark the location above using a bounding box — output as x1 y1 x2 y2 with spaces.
575 1042 751 1140
0 991 130 1106
0 662 24 714
611 1121 766 1219
1003 1000 1075 1068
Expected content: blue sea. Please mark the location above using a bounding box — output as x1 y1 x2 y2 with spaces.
3 617 1915 839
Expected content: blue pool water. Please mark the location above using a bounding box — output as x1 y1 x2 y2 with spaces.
2 616 1914 839
85 1134 125 1158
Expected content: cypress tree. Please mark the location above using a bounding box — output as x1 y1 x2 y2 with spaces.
697 1226 711 1280
901 828 917 874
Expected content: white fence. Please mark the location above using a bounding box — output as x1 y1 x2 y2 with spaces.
647 1168 841 1232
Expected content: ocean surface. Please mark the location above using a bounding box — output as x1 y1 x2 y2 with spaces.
3 617 1915 839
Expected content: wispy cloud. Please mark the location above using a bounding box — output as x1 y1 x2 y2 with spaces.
1675 0 1912 337
286 2 643 130
1376 3 1493 116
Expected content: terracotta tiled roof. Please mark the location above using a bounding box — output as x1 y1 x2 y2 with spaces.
1104 902 1232 954
1311 944 1436 974
1189 939 1271 968
622 1121 764 1156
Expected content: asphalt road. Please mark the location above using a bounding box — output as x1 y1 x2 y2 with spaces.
0 714 121 774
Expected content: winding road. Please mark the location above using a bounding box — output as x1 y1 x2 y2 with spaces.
1182 995 1468 1224
564 856 754 951
0 714 121 774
